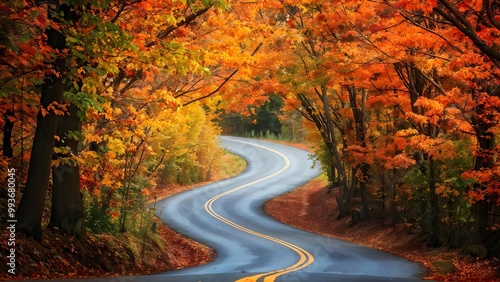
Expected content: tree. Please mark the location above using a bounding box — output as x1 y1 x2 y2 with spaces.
389 0 500 244
217 94 284 138
50 104 85 238
15 0 229 238
17 1 75 239
274 0 394 219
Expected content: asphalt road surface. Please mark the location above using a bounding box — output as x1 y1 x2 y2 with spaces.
41 136 427 282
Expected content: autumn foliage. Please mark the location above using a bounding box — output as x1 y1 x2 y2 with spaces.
267 0 499 251
1 0 500 278
0 0 256 238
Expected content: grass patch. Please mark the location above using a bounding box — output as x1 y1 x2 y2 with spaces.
433 261 456 275
219 151 247 178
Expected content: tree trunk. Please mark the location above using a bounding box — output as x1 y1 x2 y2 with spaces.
336 195 348 218
295 88 350 217
428 156 441 247
16 3 68 239
391 174 397 227
348 86 370 219
360 164 370 220
16 70 65 238
380 172 386 223
321 86 351 217
3 110 14 158
49 104 86 240
472 130 495 242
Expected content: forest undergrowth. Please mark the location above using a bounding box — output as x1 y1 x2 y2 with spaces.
0 151 244 280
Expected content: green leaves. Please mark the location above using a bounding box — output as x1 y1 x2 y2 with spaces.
64 89 104 119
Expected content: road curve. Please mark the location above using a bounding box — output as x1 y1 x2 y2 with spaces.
53 136 427 282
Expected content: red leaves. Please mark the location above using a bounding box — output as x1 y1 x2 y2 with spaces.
463 168 500 205
286 18 296 29
19 43 37 56
34 13 48 29
315 14 326 22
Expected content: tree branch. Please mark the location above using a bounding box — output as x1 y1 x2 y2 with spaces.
145 6 212 48
484 0 500 31
183 42 263 106
434 2 500 67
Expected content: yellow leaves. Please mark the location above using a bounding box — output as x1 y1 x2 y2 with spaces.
106 137 126 155
101 175 115 187
410 134 438 153
78 151 98 162
433 139 458 161
81 77 98 94
84 131 102 144
151 89 179 108
405 112 428 125
124 142 137 153
395 128 419 137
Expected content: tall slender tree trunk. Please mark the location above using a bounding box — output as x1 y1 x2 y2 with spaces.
3 110 14 158
49 104 85 239
428 155 441 247
295 88 350 217
360 164 370 219
348 86 370 219
472 126 495 242
391 173 397 227
380 172 386 223
16 3 67 239
320 86 350 217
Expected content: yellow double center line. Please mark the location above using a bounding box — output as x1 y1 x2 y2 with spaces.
204 138 314 282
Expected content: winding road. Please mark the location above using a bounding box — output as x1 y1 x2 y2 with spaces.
147 137 426 281
58 136 427 282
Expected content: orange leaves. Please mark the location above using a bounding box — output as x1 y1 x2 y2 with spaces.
391 0 438 13
19 43 37 56
39 102 68 117
413 97 444 122
101 175 118 188
48 102 68 116
462 166 500 205
34 12 48 29
407 133 438 154
395 128 419 138
109 211 119 221
405 111 428 125
344 144 371 165
137 1 154 11
436 182 461 197
385 154 416 170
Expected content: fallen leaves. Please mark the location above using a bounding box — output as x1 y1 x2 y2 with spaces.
0 221 215 281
